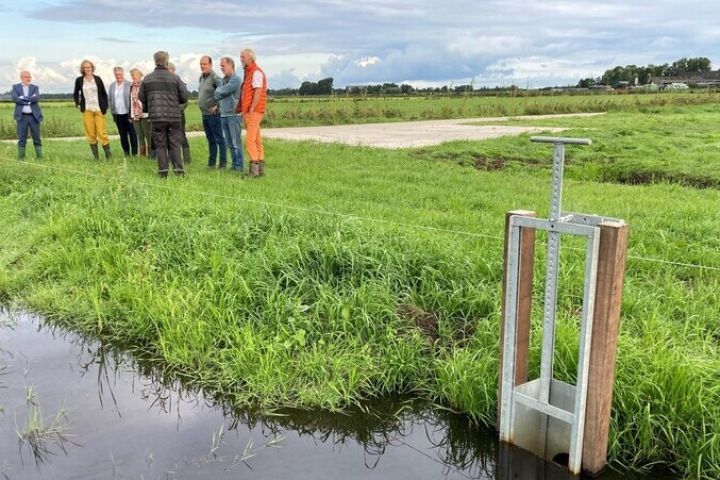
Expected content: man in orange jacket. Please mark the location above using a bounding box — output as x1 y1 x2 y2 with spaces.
238 48 268 177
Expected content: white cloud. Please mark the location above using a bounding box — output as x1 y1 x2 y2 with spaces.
4 57 69 90
356 56 381 67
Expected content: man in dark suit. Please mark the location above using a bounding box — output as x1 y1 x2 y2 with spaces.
11 71 43 160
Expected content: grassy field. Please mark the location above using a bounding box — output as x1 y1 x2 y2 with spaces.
2 91 720 139
1 102 719 478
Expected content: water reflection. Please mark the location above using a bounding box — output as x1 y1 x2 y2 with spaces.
0 310 651 480
74 328 503 478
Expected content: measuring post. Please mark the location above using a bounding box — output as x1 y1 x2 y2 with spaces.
498 137 628 476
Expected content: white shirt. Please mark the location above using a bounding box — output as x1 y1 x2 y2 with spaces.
21 85 32 114
114 82 128 115
251 70 265 89
83 79 100 112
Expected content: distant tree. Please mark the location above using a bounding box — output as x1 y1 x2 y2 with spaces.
596 57 712 86
317 77 334 95
685 57 712 74
577 78 596 88
400 84 414 94
299 81 318 95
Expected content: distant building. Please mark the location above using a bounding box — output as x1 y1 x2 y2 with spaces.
651 70 720 88
636 83 660 92
664 82 690 91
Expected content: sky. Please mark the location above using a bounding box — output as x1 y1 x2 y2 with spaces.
1 0 719 93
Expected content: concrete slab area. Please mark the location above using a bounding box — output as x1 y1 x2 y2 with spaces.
2 112 603 149
260 113 603 149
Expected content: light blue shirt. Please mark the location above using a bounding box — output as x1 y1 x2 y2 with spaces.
213 73 241 117
22 85 32 113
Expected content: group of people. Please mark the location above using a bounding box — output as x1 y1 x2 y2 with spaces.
11 48 267 178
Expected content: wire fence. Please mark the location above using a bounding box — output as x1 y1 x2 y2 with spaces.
2 158 720 273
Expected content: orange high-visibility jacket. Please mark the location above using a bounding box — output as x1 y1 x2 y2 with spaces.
238 63 267 114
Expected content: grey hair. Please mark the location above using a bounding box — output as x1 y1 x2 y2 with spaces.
113 66 124 73
220 57 235 69
241 49 256 62
153 51 170 67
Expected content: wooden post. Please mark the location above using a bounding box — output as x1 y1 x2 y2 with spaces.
499 210 536 426
582 221 629 475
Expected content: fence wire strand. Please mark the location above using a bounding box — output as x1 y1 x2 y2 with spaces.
2 158 719 273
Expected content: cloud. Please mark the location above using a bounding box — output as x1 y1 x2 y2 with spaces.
3 0 719 91
98 37 135 44
3 57 69 90
265 69 304 89
483 55 609 86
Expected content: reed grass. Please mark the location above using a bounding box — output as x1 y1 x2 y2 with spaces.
15 386 74 465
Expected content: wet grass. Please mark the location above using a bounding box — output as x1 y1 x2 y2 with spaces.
2 91 720 138
0 117 719 478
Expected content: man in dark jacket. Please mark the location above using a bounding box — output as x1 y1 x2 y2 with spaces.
139 51 188 177
11 71 43 160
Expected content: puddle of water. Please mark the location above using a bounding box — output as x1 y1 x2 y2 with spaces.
0 309 669 480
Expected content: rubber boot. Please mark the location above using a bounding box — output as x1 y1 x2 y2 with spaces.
259 160 265 177
249 161 261 178
17 146 26 160
182 145 192 164
90 144 99 160
103 144 112 160
34 146 43 159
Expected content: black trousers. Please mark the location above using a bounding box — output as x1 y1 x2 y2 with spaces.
114 113 138 155
152 121 184 176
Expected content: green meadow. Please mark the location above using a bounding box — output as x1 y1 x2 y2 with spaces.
1 97 720 478
1 91 719 139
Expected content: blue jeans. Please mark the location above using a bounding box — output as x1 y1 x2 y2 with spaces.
202 113 226 167
17 114 41 148
221 115 244 170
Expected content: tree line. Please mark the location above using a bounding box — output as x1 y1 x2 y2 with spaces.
268 78 477 96
577 57 713 87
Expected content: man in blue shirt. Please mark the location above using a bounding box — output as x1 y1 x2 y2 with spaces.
214 57 244 172
11 71 43 160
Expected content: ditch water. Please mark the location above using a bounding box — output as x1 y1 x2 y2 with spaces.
0 309 669 480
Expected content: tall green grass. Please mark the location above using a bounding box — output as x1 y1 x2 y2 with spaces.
0 107 719 478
